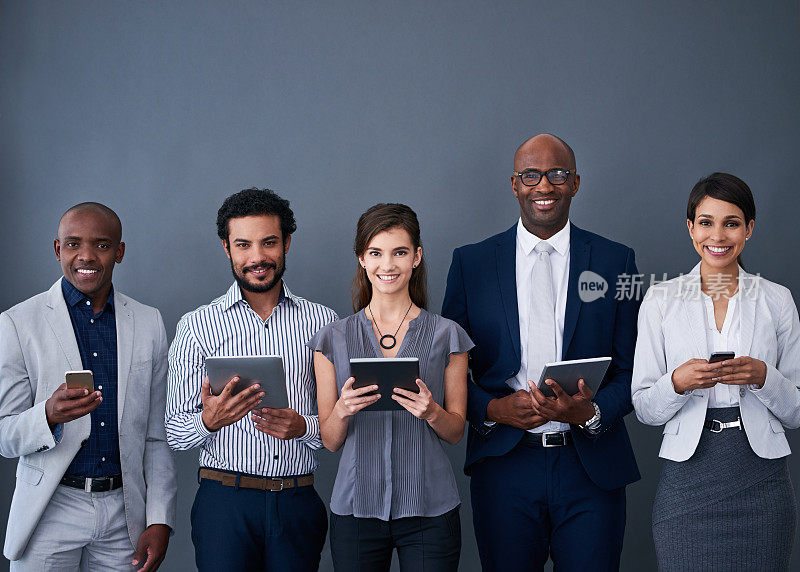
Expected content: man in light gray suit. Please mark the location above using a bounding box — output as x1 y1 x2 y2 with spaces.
0 203 177 571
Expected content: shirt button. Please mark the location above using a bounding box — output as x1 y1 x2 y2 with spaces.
100 422 105 427
86 300 91 306
98 385 103 390
101 457 106 462
740 388 746 397
90 319 94 324
93 352 98 357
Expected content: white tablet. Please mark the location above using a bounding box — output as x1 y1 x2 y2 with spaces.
536 357 612 398
205 355 289 410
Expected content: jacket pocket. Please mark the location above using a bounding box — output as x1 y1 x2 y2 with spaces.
663 417 680 435
769 419 785 433
17 462 44 486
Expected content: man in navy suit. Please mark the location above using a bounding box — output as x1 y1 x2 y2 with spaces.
442 133 640 571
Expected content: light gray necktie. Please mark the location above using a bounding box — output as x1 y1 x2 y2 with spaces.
526 241 557 388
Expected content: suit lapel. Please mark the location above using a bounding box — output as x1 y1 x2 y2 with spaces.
115 294 133 426
681 269 709 358
44 279 82 378
737 269 757 356
496 225 521 363
562 225 590 358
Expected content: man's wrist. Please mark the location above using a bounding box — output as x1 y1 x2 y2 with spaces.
485 397 502 424
201 410 219 432
579 401 602 430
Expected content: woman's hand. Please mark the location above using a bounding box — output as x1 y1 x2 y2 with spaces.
671 359 719 393
392 379 441 420
334 377 380 418
713 356 767 388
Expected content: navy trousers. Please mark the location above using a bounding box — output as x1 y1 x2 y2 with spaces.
470 439 626 572
191 475 327 572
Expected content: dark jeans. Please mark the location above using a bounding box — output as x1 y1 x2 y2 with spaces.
471 441 626 572
190 476 327 572
329 506 461 572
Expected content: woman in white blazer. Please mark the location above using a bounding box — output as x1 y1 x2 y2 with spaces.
632 172 800 571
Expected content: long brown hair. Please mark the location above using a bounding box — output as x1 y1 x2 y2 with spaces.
351 203 428 312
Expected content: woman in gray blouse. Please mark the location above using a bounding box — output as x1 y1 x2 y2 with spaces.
309 203 473 572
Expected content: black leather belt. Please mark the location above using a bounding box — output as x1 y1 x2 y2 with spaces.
521 431 573 447
60 474 123 492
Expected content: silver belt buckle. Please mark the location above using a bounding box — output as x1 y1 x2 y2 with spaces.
542 432 562 447
709 417 742 432
84 477 93 493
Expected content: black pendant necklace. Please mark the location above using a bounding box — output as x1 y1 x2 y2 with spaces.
369 302 413 350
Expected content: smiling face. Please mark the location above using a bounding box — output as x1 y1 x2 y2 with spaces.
224 214 290 294
512 134 580 239
687 196 754 271
359 227 422 299
54 208 125 302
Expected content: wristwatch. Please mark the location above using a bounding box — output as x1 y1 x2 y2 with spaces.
579 401 602 432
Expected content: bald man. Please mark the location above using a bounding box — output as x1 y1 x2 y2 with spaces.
442 134 641 571
0 203 177 571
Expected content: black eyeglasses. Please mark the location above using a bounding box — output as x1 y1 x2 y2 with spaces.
513 168 573 187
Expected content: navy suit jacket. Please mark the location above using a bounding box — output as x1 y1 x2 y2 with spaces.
442 223 641 490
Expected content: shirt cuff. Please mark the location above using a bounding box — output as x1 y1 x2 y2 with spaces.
298 414 319 443
192 411 215 441
51 422 64 443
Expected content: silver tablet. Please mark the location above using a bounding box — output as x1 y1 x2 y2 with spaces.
205 355 289 410
536 357 612 398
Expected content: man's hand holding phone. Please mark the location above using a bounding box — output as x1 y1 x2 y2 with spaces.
45 383 102 428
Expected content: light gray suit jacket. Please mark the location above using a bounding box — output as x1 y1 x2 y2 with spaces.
0 279 177 561
632 264 800 462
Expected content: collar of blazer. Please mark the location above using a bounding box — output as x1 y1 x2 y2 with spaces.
495 222 591 363
678 262 758 361
44 278 134 426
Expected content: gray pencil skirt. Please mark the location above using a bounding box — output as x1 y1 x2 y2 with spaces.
652 407 797 572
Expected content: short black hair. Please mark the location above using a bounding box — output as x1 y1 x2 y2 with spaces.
216 188 297 242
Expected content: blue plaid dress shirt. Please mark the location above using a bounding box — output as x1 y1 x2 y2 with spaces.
61 278 122 477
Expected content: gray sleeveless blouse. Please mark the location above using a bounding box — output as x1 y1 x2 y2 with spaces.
307 309 474 520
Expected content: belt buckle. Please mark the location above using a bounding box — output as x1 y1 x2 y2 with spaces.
709 420 723 433
84 477 93 493
271 479 284 492
542 432 562 447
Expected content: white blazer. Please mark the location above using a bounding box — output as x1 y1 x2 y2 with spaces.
0 279 177 561
631 264 800 462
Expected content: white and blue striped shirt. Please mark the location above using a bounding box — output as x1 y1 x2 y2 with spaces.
165 282 337 477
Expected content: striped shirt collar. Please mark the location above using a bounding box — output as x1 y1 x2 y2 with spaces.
219 280 298 312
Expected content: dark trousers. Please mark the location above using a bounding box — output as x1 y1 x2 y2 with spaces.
329 506 461 572
470 440 626 572
190 476 327 572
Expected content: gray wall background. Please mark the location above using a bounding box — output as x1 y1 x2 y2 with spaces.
2 1 799 570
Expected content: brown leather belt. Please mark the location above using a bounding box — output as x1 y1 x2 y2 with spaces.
199 468 314 491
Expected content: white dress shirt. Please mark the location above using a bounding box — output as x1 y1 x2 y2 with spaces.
511 218 571 433
703 290 741 407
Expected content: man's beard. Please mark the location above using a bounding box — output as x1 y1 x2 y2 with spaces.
231 257 286 294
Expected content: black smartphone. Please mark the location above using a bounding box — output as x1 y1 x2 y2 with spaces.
709 352 735 364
